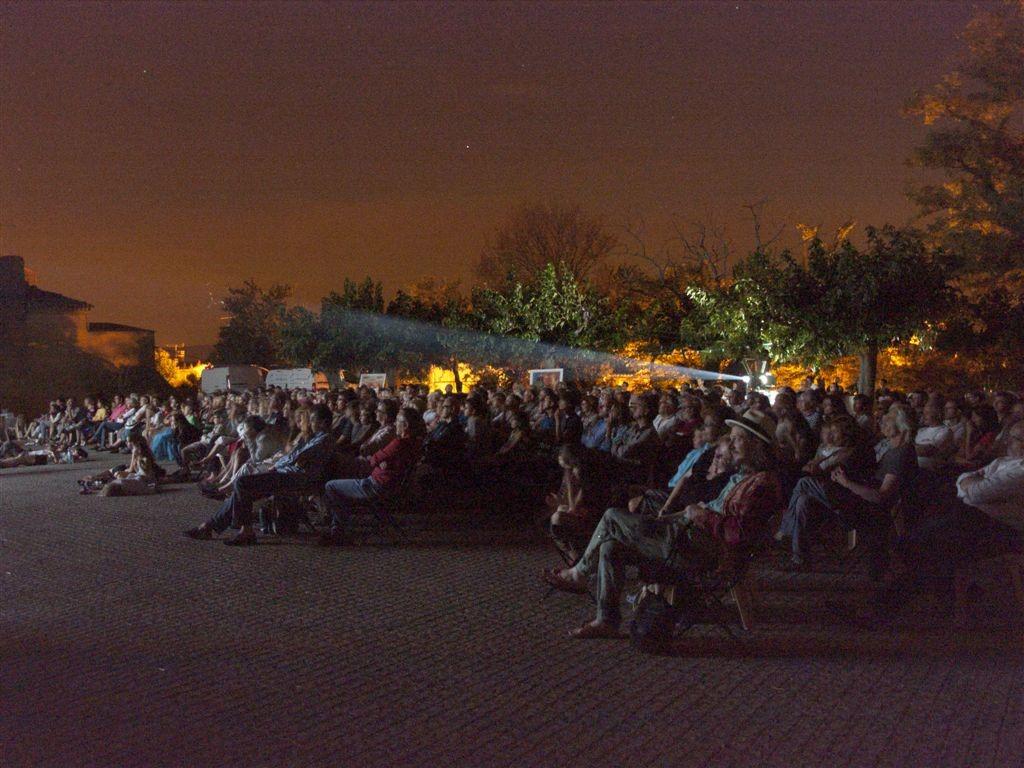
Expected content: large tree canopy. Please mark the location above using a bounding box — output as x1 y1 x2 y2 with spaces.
905 0 1024 270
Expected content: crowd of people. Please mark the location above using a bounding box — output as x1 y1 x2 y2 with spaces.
3 377 1022 638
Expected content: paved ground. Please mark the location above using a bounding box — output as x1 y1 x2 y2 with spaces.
2 455 1023 767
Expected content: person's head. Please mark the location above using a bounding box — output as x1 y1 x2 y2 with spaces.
1005 421 1024 459
944 398 964 423
396 406 426 440
772 390 797 419
310 404 332 433
628 395 653 424
657 395 676 417
558 390 579 413
294 408 312 434
822 394 847 418
880 407 914 443
359 403 376 424
993 391 1017 418
112 394 123 405
908 390 927 411
376 399 398 426
510 411 530 433
271 390 289 412
775 416 812 465
921 402 943 428
540 387 557 411
852 393 871 415
827 415 859 448
970 403 1000 434
797 390 820 415
725 411 777 472
241 414 266 440
580 394 598 417
128 431 150 454
465 396 486 418
557 443 583 471
708 435 735 478
440 396 460 422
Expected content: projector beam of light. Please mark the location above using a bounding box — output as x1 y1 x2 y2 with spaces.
311 307 747 384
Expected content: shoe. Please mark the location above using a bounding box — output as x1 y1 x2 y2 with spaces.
568 621 621 639
185 526 213 540
317 530 346 547
224 532 258 546
542 567 589 595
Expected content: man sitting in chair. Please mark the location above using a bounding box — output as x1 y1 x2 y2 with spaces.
318 407 426 546
184 404 335 546
873 419 1024 616
543 410 782 639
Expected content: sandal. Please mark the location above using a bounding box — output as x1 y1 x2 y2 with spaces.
568 622 620 640
542 567 589 595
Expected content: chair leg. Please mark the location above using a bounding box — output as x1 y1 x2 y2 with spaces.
731 579 755 633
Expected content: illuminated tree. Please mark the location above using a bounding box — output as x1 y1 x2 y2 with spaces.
688 228 955 393
904 1 1024 270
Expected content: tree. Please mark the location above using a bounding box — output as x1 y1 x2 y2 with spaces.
475 203 620 287
466 263 625 379
213 280 291 366
685 227 955 393
904 1 1024 270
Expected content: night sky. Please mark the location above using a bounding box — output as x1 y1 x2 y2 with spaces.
0 1 985 344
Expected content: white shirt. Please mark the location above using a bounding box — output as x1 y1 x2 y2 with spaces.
915 425 955 470
957 456 1024 531
653 413 679 439
945 418 967 446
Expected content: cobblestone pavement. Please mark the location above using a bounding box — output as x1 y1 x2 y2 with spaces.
2 456 1023 767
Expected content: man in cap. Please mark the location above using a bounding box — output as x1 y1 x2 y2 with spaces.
543 410 782 639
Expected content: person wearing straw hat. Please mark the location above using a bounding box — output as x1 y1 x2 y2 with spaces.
543 410 782 639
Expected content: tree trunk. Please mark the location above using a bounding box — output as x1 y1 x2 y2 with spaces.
450 357 463 394
857 341 878 395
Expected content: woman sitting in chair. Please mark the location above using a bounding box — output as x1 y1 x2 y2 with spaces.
318 407 425 546
543 411 781 639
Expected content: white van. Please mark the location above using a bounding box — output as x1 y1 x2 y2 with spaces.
265 368 316 391
200 365 264 394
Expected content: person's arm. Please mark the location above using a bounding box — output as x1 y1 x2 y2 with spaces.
959 460 1024 506
832 465 897 506
657 474 692 516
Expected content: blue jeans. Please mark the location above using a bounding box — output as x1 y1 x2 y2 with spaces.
93 421 123 445
324 477 381 533
780 476 859 564
208 470 317 532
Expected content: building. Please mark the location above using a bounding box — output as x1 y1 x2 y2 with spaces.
0 255 164 415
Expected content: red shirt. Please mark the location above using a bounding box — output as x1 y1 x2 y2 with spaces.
369 436 421 489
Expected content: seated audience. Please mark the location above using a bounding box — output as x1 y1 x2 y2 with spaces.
184 405 335 545
542 411 781 639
